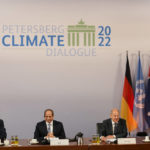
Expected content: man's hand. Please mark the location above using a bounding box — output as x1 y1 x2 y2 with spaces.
101 136 107 142
46 133 54 138
106 135 115 139
101 135 115 142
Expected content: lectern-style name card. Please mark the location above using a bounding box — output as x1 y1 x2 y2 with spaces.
117 138 136 144
50 139 69 146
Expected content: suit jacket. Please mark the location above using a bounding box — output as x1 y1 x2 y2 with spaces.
0 119 7 141
34 120 66 142
101 118 127 138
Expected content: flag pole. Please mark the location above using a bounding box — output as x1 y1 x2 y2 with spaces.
138 51 140 57
126 50 128 57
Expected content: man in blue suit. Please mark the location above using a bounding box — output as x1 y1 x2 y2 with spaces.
0 119 7 142
34 109 66 142
101 108 127 141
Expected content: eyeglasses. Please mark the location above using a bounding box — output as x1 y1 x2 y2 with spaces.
113 115 119 118
45 116 52 118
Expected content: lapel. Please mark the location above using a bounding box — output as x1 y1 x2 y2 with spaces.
43 121 48 135
114 119 121 134
116 119 121 132
53 120 56 134
109 119 113 134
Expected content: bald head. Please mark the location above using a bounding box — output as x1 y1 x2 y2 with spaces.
110 108 120 123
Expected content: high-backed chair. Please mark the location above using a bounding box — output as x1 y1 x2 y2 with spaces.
96 123 103 136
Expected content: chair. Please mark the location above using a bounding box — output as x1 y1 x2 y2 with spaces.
96 123 103 136
136 132 147 136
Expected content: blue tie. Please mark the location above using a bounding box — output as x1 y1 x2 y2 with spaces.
48 123 51 133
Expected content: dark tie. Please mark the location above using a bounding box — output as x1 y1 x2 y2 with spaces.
114 123 117 135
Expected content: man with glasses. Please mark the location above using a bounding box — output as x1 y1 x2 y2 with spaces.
34 109 66 142
101 108 127 142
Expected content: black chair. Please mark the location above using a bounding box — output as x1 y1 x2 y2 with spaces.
96 123 103 136
136 132 147 136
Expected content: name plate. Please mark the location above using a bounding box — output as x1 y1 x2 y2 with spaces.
50 139 69 146
118 138 136 144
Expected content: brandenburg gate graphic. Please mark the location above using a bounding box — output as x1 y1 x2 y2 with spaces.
68 20 95 46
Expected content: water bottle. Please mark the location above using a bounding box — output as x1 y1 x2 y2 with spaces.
15 136 19 145
11 136 15 145
77 137 83 145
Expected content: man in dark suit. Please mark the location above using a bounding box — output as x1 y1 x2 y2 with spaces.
101 108 127 141
0 119 7 142
34 109 66 142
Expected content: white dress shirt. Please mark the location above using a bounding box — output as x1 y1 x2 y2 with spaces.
111 120 117 138
112 120 115 134
46 121 53 133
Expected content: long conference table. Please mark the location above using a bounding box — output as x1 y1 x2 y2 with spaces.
0 137 150 150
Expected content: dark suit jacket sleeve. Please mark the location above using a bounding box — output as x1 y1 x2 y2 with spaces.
0 119 7 140
53 121 66 139
115 119 127 138
34 123 45 142
57 122 66 139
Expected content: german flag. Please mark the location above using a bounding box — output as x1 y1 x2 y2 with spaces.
121 53 137 132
